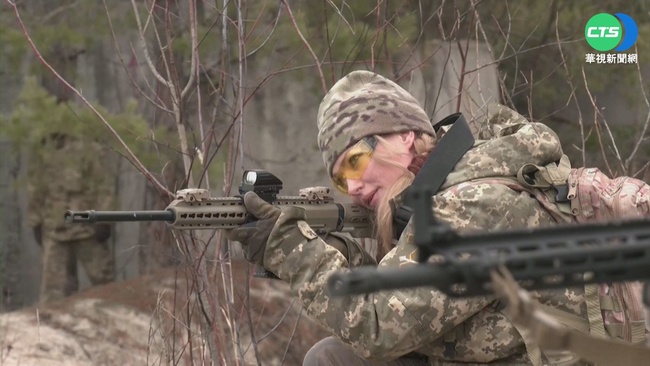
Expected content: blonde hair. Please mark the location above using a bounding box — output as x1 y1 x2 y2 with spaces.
371 133 437 260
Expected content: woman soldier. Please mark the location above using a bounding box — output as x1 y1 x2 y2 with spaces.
227 70 647 365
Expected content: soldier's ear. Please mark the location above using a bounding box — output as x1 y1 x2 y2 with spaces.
399 131 415 151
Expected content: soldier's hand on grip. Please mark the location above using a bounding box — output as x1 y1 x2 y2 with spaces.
225 191 280 266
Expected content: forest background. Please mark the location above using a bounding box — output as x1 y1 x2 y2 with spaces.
0 1 649 365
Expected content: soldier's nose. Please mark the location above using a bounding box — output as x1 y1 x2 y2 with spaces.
346 179 364 195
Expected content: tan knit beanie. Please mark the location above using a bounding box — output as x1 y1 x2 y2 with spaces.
317 70 435 178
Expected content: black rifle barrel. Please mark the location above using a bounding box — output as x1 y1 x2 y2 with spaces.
65 210 175 223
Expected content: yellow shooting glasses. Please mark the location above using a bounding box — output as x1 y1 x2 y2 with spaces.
332 136 377 194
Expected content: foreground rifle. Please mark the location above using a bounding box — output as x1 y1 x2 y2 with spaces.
328 184 650 300
65 170 372 278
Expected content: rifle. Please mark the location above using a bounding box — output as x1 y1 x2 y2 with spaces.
327 184 650 302
65 170 372 278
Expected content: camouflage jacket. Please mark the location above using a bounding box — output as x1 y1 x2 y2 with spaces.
261 119 586 364
26 136 116 241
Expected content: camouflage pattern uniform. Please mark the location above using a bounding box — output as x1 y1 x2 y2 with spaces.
271 125 583 364
27 134 116 304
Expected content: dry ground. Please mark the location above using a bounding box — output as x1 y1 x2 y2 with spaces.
0 260 328 366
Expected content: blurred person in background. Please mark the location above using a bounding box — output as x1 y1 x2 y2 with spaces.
27 132 116 304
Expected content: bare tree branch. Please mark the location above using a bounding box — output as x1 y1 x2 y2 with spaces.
281 0 328 93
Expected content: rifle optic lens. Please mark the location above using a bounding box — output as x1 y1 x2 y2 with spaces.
244 171 257 185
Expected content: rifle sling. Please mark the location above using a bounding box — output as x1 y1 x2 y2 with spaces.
393 113 475 239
